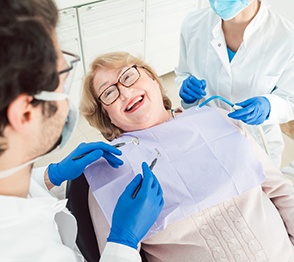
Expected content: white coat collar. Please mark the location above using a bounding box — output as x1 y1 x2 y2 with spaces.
243 0 270 46
211 0 270 45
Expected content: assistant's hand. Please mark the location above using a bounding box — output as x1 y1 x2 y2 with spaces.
107 162 164 249
228 96 271 125
180 75 206 104
48 142 123 186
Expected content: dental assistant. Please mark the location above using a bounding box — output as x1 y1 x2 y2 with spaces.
175 0 294 167
0 1 163 261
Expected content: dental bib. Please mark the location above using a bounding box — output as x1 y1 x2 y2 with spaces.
84 106 265 239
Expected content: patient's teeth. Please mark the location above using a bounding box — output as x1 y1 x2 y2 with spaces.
127 96 143 111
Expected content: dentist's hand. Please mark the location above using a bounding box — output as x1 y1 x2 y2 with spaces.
48 142 123 186
107 162 164 249
180 75 206 104
228 96 271 125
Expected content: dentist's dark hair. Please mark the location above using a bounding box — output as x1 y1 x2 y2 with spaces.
0 0 59 153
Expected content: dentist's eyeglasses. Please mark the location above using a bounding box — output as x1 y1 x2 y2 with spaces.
60 51 80 74
98 65 141 106
34 50 80 101
59 51 80 94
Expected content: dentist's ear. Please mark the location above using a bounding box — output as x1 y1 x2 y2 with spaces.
6 94 35 134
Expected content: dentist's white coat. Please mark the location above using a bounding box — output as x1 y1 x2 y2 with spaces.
0 167 140 262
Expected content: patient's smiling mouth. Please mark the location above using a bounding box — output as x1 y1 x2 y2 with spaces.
125 95 144 112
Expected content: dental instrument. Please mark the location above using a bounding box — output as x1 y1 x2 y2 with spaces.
132 157 158 199
112 136 140 149
72 136 139 160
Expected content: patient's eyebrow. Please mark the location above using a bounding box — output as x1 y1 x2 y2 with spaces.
98 81 108 92
97 67 128 92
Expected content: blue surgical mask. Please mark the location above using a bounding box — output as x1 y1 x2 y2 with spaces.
209 0 253 21
0 91 79 179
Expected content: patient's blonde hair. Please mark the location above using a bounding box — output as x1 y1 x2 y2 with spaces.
80 51 172 141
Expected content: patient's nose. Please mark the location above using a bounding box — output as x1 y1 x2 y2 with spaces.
118 83 132 100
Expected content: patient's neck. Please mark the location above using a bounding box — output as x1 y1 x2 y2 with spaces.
142 109 171 130
148 107 181 128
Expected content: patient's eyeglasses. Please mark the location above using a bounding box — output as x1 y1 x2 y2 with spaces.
98 65 141 106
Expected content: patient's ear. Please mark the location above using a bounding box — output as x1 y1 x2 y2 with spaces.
6 94 35 133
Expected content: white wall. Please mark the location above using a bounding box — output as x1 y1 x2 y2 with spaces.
266 0 294 23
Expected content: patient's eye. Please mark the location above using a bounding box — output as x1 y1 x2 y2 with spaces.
121 72 132 84
102 85 117 98
120 67 138 86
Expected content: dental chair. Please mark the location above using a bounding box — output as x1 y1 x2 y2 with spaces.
66 174 148 262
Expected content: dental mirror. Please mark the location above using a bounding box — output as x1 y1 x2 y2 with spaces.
113 136 140 148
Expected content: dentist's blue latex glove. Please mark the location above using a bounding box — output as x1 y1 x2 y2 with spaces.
107 162 164 249
180 75 206 104
48 142 123 186
228 96 271 125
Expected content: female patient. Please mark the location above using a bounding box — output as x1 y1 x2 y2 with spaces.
81 51 294 261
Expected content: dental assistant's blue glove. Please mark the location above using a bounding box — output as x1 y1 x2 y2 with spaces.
107 162 164 249
180 75 206 104
228 96 271 125
48 142 123 186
